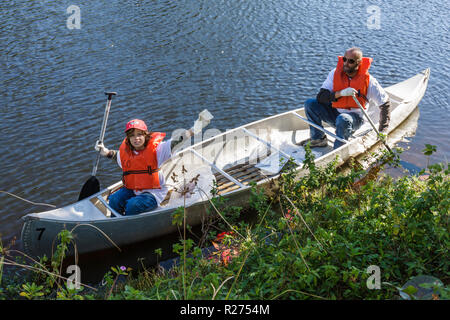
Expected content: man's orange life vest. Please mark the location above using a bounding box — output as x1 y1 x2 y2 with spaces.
119 132 166 190
332 56 372 110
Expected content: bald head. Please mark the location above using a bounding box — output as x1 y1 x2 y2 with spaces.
346 47 363 60
343 47 363 77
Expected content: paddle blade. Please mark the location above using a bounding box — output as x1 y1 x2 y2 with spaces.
78 176 100 201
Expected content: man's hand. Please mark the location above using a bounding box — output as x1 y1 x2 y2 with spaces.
95 140 110 157
339 87 357 97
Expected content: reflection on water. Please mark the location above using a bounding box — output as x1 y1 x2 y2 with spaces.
384 107 423 176
379 107 424 178
344 107 422 178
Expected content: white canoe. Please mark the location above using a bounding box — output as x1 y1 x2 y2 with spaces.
21 69 430 258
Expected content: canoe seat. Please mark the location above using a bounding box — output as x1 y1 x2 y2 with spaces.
214 162 269 195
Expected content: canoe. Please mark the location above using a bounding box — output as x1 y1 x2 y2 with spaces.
21 69 430 258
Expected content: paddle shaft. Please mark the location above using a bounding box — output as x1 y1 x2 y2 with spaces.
92 92 116 176
351 95 393 154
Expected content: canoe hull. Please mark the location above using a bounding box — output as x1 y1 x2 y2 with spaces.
21 181 254 258
21 69 430 259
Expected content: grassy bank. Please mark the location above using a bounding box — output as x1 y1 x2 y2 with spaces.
1 145 448 300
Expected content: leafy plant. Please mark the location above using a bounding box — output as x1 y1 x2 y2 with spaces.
1 144 448 300
19 283 45 300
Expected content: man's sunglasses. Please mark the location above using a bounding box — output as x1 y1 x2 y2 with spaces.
343 57 358 64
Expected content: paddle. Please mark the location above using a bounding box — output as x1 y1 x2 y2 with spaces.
78 92 116 201
351 94 393 154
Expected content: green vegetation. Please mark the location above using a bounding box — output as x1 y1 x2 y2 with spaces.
0 145 448 300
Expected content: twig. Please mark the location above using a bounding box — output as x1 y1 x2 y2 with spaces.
106 274 119 300
283 195 326 252
279 201 311 272
225 250 250 300
187 274 199 299
270 289 326 300
3 249 62 291
6 249 50 273
70 224 121 252
211 276 234 300
261 195 277 219
183 177 187 300
0 190 56 208
197 188 246 240
0 259 97 291
0 256 3 287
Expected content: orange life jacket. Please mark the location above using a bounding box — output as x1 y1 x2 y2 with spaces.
332 56 372 109
119 132 166 190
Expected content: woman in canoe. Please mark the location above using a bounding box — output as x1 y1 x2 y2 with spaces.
95 119 193 216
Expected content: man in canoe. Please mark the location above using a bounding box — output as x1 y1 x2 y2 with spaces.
300 47 391 149
94 119 193 216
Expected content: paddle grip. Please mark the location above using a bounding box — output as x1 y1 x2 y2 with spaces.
92 93 116 176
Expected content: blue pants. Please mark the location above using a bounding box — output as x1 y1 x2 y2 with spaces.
304 98 364 149
109 187 158 216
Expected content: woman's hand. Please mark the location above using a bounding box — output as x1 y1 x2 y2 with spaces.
95 140 110 157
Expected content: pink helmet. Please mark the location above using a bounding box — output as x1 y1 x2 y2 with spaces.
125 119 148 132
